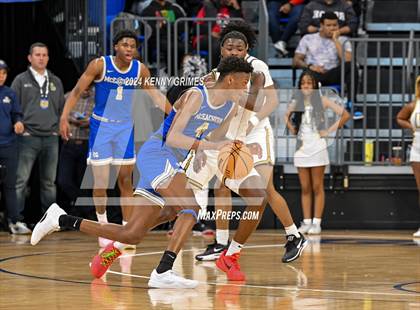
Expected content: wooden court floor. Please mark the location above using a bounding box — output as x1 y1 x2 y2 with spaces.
0 230 419 309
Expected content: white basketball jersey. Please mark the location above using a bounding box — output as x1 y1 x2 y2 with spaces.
213 55 274 140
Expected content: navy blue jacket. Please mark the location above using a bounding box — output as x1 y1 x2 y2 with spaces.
0 85 22 146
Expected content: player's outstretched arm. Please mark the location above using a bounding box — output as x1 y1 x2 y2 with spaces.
60 58 103 140
140 63 172 114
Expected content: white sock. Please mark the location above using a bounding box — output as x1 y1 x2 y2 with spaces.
216 229 229 246
226 239 243 256
303 218 312 225
96 211 108 223
313 218 322 225
194 189 209 212
113 241 126 251
285 224 300 238
122 220 128 226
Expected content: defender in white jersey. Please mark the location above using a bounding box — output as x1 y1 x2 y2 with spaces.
188 21 307 264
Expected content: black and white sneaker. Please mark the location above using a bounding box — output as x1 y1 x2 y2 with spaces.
282 233 308 263
195 240 227 261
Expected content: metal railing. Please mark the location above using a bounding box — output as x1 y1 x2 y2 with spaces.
110 16 249 76
47 0 107 72
272 36 420 169
337 37 420 166
173 17 243 75
110 16 171 75
270 87 344 166
109 1 270 76
257 0 269 61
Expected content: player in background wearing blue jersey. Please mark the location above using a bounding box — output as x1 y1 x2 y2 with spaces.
31 57 268 289
59 30 171 248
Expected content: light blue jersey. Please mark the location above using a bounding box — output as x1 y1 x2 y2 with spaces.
93 55 141 122
134 85 235 206
88 56 141 165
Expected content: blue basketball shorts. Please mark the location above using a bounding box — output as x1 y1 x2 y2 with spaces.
87 117 135 166
134 137 183 207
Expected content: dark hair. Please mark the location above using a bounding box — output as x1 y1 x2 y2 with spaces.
320 11 339 24
217 56 253 80
220 31 248 48
291 71 325 134
219 20 257 50
29 42 48 55
113 30 139 47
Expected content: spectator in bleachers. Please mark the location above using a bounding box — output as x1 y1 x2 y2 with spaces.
298 0 358 36
11 42 65 227
56 86 94 217
346 0 362 19
346 0 363 33
125 0 153 16
0 60 26 234
293 12 354 95
396 75 420 238
285 70 350 234
267 0 307 56
193 0 243 68
140 0 186 69
175 0 204 17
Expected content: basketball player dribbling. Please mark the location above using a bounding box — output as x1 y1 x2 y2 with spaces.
31 57 265 288
59 30 171 248
192 21 307 264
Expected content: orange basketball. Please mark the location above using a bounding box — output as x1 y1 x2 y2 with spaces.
217 141 254 179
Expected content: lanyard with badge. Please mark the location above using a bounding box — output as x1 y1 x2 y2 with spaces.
40 76 49 109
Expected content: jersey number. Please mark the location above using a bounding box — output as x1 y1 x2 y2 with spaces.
195 122 209 139
116 86 123 101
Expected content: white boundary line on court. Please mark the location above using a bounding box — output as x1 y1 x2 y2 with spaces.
255 232 417 240
108 244 418 298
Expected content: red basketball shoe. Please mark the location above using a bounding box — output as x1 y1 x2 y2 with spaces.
216 250 245 281
91 242 121 278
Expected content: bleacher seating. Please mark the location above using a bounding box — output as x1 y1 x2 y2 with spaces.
266 0 420 167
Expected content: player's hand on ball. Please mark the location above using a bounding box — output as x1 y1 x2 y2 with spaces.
218 140 253 179
216 140 235 151
246 142 262 158
193 150 207 173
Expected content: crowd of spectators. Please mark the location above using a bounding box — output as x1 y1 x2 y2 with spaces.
120 0 360 96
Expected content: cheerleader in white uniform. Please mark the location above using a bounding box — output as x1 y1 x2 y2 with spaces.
285 71 350 234
396 76 420 237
